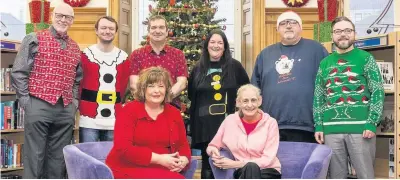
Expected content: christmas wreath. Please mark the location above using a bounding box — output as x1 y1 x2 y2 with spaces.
282 0 310 7
63 0 90 7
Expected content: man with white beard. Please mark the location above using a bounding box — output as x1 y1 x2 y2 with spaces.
251 11 328 143
79 16 130 142
313 16 384 178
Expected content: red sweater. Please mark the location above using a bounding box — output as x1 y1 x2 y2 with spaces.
105 101 191 179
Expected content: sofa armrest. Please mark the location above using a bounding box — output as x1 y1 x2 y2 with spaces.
63 145 114 179
208 149 236 179
182 159 198 179
301 145 332 179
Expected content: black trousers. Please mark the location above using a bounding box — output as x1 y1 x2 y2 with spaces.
199 143 215 179
234 162 281 179
279 129 317 143
23 96 75 179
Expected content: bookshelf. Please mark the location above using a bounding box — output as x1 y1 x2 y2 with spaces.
1 39 24 177
0 167 24 172
323 31 400 179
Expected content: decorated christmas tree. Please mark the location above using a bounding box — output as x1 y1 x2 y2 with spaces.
137 0 226 123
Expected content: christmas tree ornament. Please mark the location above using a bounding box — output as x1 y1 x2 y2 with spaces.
169 0 176 6
160 8 166 13
168 31 174 37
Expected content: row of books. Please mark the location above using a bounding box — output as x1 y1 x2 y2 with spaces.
1 101 25 130
0 139 23 169
0 68 14 92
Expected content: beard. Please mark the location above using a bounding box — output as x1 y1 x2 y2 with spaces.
334 37 354 50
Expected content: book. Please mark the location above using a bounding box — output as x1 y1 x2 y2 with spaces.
376 61 394 92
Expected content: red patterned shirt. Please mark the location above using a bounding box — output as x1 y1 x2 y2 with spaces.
129 45 188 83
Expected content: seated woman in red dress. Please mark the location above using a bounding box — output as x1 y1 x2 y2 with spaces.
106 67 191 179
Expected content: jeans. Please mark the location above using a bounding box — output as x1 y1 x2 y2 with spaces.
79 127 114 142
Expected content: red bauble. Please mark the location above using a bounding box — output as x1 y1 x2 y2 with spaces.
202 35 206 40
160 8 166 12
168 31 174 37
193 24 199 28
63 0 90 7
184 4 189 8
281 0 310 7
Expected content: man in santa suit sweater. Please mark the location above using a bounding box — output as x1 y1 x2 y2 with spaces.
79 16 130 142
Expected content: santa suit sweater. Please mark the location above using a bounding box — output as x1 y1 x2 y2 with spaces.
79 45 130 130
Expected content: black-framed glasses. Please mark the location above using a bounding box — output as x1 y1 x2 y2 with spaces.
279 20 299 27
333 28 354 35
54 13 74 21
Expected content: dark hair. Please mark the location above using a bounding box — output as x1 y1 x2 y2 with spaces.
331 16 355 30
147 15 168 31
95 16 119 32
194 29 234 86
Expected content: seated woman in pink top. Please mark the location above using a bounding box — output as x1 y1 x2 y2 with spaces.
207 84 281 179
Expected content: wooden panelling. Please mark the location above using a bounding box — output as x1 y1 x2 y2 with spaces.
119 0 132 53
50 7 107 50
265 8 319 47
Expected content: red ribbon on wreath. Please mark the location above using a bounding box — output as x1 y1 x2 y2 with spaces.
281 0 310 7
63 0 90 7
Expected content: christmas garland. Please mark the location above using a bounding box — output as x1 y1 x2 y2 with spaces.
63 0 90 7
282 0 310 7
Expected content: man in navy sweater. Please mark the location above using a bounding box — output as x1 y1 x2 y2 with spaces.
251 11 328 143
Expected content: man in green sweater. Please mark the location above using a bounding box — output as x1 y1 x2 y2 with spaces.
313 16 384 178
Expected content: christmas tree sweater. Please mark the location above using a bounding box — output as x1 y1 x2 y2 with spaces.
313 48 384 134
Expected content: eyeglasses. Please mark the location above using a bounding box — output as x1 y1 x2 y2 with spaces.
333 28 354 35
279 20 299 27
54 13 74 21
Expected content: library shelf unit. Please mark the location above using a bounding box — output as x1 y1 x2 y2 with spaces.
0 167 24 173
323 31 400 179
1 39 24 177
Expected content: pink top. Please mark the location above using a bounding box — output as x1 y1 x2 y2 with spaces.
209 111 281 172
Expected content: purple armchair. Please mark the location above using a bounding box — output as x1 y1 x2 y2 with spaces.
63 141 198 179
209 142 332 179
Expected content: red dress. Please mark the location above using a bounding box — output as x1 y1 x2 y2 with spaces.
105 101 191 179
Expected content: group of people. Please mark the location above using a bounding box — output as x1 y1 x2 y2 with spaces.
10 2 384 179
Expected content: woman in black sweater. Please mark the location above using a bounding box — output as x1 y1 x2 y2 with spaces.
188 29 249 179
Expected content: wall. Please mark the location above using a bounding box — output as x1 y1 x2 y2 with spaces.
265 0 317 8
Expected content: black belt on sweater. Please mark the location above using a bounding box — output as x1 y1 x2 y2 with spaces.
81 88 121 104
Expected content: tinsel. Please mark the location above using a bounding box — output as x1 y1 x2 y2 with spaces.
26 23 50 34
317 0 338 22
63 0 90 7
29 0 50 23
